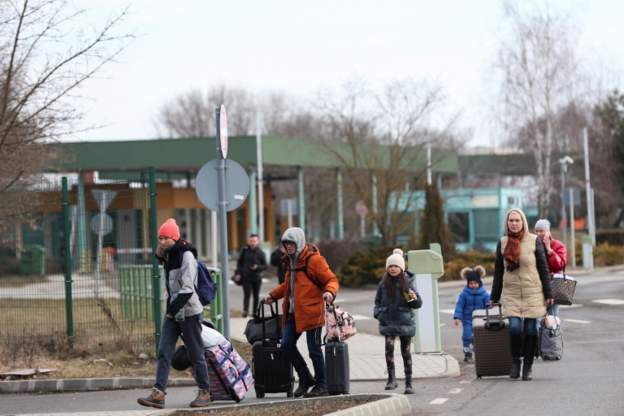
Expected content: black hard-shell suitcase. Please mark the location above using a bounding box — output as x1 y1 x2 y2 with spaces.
251 300 294 398
325 341 350 395
472 306 512 378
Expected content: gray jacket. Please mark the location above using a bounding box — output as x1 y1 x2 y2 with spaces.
160 240 203 318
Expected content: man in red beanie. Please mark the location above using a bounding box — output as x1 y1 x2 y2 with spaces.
138 218 211 409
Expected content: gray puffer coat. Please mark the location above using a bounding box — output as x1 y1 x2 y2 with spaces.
374 272 422 337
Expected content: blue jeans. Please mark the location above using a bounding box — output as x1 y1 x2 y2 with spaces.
281 313 325 387
155 313 210 392
508 317 538 337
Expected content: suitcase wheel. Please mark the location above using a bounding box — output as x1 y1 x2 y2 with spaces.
256 390 265 399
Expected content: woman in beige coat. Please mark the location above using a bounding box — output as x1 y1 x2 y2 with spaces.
490 208 553 381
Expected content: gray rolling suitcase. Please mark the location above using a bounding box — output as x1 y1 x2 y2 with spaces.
473 306 512 378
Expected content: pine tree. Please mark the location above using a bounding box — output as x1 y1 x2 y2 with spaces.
419 182 456 259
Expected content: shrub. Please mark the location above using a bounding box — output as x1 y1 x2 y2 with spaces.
339 246 396 287
593 243 624 267
317 239 365 275
442 251 496 282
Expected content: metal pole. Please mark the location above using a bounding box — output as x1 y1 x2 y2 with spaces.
148 168 162 351
297 167 305 230
211 210 218 268
371 173 379 236
62 177 74 341
287 199 293 228
426 144 432 186
216 108 231 339
256 112 265 242
336 169 344 240
77 172 88 273
583 128 596 245
569 188 576 268
248 170 257 236
560 163 567 248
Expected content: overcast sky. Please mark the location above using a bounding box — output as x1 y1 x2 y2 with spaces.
69 0 623 147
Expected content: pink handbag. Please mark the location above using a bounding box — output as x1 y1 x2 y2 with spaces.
325 304 357 342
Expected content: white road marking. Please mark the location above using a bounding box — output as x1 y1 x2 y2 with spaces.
449 388 463 394
440 309 455 314
593 298 624 306
560 304 583 309
351 314 371 320
440 323 446 327
564 318 592 324
430 398 449 405
459 380 472 384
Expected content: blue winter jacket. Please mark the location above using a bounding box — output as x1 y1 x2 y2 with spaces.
453 286 490 323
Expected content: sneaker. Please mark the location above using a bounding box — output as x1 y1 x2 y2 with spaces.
404 384 415 395
137 387 165 409
303 384 329 398
189 389 212 407
463 351 473 362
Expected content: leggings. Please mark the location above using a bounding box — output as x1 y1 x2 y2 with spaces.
385 336 412 377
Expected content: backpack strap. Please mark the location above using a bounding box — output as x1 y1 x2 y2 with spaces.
292 255 325 291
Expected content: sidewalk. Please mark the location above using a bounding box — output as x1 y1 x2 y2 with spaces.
229 317 459 381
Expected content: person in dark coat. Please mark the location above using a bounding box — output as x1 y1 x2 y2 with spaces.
270 245 286 284
235 234 267 317
453 266 490 362
373 249 422 395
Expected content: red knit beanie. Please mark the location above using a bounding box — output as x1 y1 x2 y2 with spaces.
158 218 180 240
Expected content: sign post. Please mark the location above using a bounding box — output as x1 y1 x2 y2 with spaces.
195 105 249 340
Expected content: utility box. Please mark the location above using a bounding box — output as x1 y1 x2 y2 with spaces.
407 247 444 353
20 245 46 276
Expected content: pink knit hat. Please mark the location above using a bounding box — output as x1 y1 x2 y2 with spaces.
158 218 180 240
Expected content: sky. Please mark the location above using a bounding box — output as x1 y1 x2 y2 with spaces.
67 0 624 147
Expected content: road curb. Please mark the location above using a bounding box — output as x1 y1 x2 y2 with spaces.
149 394 411 416
0 377 195 394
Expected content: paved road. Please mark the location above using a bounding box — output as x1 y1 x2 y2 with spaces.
2 269 623 416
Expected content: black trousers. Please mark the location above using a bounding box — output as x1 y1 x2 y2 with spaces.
242 278 262 314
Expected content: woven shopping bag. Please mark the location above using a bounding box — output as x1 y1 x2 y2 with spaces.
551 272 577 305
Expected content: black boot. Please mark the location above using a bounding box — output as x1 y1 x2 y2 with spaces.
404 375 414 395
522 334 537 381
294 370 315 398
384 368 398 390
510 358 521 379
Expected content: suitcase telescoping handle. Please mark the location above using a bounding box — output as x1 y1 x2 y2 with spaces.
484 303 506 330
258 299 281 342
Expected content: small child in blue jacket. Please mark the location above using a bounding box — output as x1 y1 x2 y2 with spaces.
453 266 490 362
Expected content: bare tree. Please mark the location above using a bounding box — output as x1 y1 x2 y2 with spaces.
497 1 581 217
315 78 461 245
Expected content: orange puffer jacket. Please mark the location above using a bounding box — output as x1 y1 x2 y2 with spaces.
269 244 339 333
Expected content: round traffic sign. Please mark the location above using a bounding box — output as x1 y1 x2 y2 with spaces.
218 105 228 159
90 213 113 235
195 159 249 211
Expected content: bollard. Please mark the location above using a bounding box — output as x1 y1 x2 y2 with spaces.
407 247 444 353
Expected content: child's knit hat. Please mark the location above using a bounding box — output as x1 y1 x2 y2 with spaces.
158 218 180 241
460 265 486 287
385 248 405 271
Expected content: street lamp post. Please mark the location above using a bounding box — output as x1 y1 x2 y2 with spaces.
559 155 574 254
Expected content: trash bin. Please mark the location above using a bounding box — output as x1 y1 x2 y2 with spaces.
20 244 45 275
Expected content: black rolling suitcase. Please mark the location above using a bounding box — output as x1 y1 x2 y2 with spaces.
324 304 350 394
251 300 294 398
325 341 350 394
472 305 512 378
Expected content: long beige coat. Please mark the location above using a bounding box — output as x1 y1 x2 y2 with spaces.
492 209 550 319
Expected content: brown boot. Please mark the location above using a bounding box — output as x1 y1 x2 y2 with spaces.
189 389 212 407
137 387 165 409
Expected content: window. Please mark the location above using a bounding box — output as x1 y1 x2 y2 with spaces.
474 209 500 242
447 212 470 243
